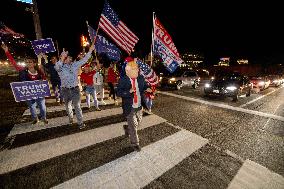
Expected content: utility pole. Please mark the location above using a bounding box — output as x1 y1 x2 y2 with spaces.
24 0 42 39
32 0 42 39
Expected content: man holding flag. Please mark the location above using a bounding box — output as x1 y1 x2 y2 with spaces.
55 41 95 129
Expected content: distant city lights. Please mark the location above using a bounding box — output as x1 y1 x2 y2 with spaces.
237 59 249 64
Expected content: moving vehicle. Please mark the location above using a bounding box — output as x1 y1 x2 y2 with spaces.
268 75 281 87
250 76 270 90
160 70 200 90
204 72 252 101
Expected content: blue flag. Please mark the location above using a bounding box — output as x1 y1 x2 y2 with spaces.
88 25 121 61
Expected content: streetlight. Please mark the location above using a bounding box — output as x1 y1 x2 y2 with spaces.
19 0 42 39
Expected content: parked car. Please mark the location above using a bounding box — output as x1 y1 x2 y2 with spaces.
268 75 281 87
160 69 200 90
250 76 270 90
204 72 252 101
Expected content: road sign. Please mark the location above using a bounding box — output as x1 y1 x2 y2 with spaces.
16 0 33 4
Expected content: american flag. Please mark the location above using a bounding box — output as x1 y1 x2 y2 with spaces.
98 1 139 55
0 22 24 38
136 59 159 86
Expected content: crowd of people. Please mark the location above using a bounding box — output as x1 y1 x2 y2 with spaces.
1 41 156 151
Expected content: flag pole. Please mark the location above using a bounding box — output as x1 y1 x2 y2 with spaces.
86 20 100 62
150 12 155 67
55 40 60 58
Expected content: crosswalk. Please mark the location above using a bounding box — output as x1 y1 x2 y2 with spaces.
0 95 284 189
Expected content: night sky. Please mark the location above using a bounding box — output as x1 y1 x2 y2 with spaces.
1 0 284 65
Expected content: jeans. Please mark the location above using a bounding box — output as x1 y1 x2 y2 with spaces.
126 108 143 145
145 97 153 110
51 82 62 101
26 98 46 121
108 82 116 100
94 85 104 100
85 86 99 108
61 86 83 125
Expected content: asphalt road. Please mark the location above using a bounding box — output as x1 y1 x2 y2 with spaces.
149 82 284 187
0 81 283 188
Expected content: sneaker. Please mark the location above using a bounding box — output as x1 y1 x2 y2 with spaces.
123 125 129 137
41 119 48 124
60 99 64 105
78 123 86 130
69 118 74 124
32 119 39 125
56 98 60 103
132 144 141 152
100 101 107 105
95 107 101 111
147 109 153 114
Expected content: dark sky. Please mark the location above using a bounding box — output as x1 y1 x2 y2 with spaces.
1 0 284 65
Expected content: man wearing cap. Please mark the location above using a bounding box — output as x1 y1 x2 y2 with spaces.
116 57 152 151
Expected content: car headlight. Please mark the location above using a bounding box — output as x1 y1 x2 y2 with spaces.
170 78 176 81
226 86 237 91
159 76 163 80
258 81 265 86
211 76 215 80
204 83 211 88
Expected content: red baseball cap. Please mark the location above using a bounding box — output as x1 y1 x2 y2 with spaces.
124 57 134 63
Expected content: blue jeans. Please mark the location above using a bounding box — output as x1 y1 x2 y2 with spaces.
51 81 62 101
145 97 153 110
85 86 99 108
26 98 47 121
61 86 83 124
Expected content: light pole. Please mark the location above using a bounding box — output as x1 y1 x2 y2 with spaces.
32 0 42 39
23 0 42 40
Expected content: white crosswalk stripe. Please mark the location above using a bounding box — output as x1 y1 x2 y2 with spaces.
9 107 123 137
1 96 284 188
228 160 284 189
22 99 122 116
0 114 166 174
53 130 208 189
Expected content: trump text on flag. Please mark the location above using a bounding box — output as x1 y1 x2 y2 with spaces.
10 80 51 102
153 17 183 73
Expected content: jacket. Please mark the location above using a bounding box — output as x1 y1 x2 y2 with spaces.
116 75 149 116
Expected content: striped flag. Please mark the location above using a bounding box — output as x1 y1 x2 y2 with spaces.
136 59 159 86
98 1 139 55
87 24 121 61
0 22 24 38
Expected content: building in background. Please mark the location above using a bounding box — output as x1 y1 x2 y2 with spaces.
237 59 249 64
180 52 204 68
217 57 230 66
